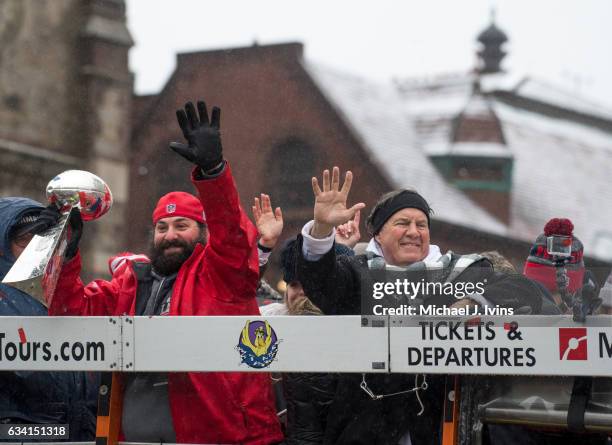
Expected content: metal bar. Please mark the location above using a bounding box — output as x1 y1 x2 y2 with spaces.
479 407 612 432
0 315 611 375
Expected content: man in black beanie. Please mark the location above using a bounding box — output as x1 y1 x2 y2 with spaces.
291 167 542 445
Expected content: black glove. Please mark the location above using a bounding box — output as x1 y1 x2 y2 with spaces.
18 204 62 236
169 100 223 172
65 208 83 259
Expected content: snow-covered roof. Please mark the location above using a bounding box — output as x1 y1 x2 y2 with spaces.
513 78 612 121
304 63 508 236
303 62 612 261
496 101 612 255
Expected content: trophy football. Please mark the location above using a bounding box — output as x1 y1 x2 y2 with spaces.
2 170 113 307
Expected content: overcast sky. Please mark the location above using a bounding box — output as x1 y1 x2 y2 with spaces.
127 0 612 108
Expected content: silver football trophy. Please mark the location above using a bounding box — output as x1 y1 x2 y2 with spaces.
2 170 113 307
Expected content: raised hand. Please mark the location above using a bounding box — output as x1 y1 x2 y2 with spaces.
335 209 361 249
64 208 83 259
169 100 223 172
252 194 283 249
311 167 365 239
18 204 61 237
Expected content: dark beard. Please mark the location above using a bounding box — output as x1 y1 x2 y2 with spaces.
149 237 201 276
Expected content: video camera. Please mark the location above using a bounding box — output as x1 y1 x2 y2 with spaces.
546 235 572 259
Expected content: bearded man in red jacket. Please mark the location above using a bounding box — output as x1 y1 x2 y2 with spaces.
50 100 283 445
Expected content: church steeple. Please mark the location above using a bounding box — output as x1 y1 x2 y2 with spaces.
476 10 508 74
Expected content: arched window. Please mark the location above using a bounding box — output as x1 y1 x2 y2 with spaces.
265 137 315 210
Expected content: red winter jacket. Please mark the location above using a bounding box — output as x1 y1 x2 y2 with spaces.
51 164 283 445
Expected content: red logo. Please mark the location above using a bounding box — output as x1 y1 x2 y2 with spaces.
559 328 588 360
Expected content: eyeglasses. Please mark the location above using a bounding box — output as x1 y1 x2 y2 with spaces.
12 232 34 248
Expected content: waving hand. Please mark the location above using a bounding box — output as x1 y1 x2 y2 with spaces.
311 167 365 239
169 100 224 172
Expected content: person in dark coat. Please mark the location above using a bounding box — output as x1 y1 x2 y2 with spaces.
280 238 358 445
290 167 544 445
0 197 96 440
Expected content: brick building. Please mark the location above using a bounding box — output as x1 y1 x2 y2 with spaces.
129 42 390 276
0 0 133 278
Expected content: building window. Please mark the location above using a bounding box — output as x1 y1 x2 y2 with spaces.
452 161 503 181
266 138 315 210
